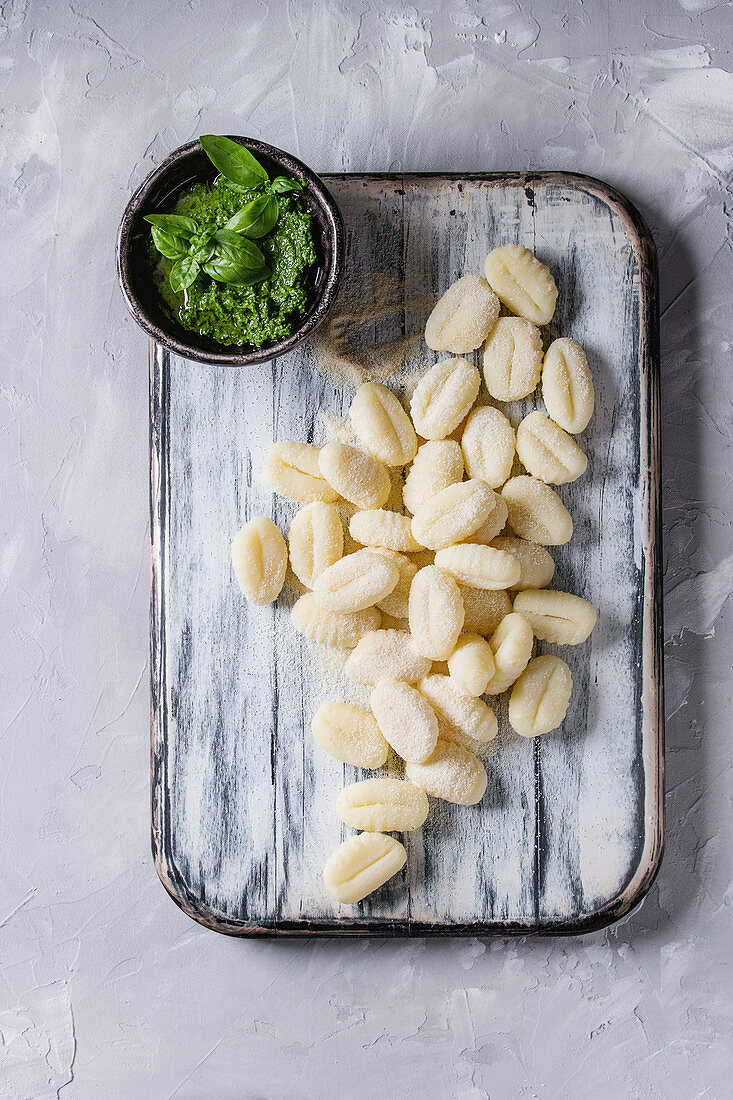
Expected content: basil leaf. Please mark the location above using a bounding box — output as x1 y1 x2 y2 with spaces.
199 135 269 190
150 226 190 259
225 194 278 239
169 255 200 293
144 214 197 238
271 176 304 194
212 231 267 269
203 259 270 286
190 233 215 263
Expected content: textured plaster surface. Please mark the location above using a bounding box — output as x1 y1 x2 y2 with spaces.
1 0 731 1097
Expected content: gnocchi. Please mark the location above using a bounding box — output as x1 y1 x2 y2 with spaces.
513 588 597 645
349 509 423 552
501 475 573 546
408 565 465 660
542 338 594 434
461 405 516 488
288 502 344 588
434 543 521 590
462 492 508 545
424 274 500 354
350 381 418 466
311 701 389 768
410 357 480 440
446 633 495 697
406 739 487 806
371 679 439 763
403 440 464 514
344 629 432 686
509 655 573 738
419 673 498 751
484 243 558 326
291 592 381 648
313 549 399 614
482 316 544 401
324 832 407 904
483 611 534 695
516 410 588 484
318 442 391 509
336 778 429 832
231 517 287 605
411 479 495 551
459 586 512 636
491 536 555 590
263 441 338 503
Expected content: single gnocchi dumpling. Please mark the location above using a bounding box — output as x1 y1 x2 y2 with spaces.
231 517 288 605
484 243 558 326
419 673 498 751
318 442 391 509
434 543 521 590
371 549 419 619
424 274 501 354
411 479 496 551
350 382 418 466
288 502 344 588
482 317 544 402
542 338 594 434
313 549 399 614
446 634 495 698
516 410 588 485
336 778 429 832
491 536 555 590
459 586 512 636
408 565 465 661
263 441 338 503
291 592 381 648
349 509 424 552
483 611 534 695
324 831 407 904
501 475 573 546
406 739 487 806
513 588 597 645
403 440 464 515
461 405 516 488
371 679 439 763
509 655 573 738
311 701 389 768
410 357 481 440
344 629 432 686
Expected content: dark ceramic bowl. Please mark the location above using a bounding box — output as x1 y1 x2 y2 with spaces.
117 137 344 365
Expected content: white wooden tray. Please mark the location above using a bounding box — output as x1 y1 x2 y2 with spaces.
150 173 663 935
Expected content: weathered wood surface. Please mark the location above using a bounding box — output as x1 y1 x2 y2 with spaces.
150 173 663 936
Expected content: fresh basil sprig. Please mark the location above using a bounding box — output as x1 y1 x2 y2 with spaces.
146 136 306 292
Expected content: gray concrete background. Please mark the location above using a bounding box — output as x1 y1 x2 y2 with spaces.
1 1 731 1096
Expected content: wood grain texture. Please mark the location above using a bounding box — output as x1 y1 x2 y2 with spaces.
150 173 663 936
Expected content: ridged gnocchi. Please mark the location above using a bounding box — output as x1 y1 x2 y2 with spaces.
403 440 464 514
484 243 558 326
336 778 429 832
231 517 288 605
411 479 495 551
350 381 418 466
318 442 391 509
349 509 423 552
371 679 439 763
408 565 465 660
291 592 381 648
419 673 498 751
288 502 344 588
410 357 480 439
491 536 555 591
483 611 534 695
446 633 495 698
324 832 407 904
509 655 573 737
461 405 516 488
263 441 338 503
311 701 389 768
344 629 432 685
501 475 573 546
424 274 500 354
542 338 594 433
513 589 597 645
516 410 588 485
313 549 399 614
406 739 487 806
434 543 521 590
482 316 543 401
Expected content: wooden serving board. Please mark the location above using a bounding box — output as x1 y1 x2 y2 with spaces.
150 173 663 936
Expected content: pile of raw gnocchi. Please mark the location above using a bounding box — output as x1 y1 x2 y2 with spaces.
231 243 598 907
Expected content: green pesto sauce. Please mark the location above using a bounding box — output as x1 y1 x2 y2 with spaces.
154 178 316 347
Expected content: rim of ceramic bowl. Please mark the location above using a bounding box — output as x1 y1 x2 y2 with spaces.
116 137 344 366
